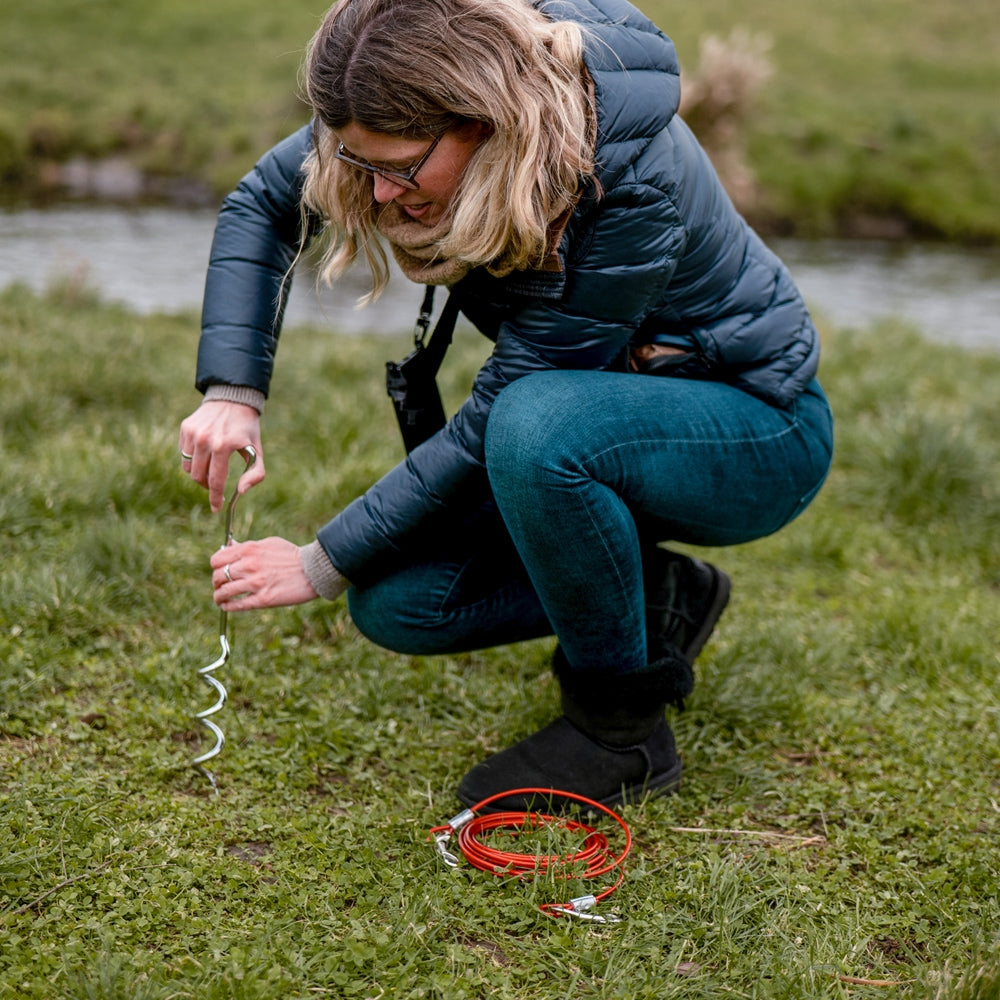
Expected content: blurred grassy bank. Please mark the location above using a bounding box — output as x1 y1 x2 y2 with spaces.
1 0 998 241
1 284 999 997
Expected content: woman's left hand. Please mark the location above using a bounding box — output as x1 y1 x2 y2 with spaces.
210 537 318 611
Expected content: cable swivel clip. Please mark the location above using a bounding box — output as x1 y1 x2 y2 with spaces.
432 832 460 868
431 808 474 869
548 895 623 924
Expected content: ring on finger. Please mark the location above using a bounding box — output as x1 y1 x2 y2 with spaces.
224 564 233 582
180 450 194 461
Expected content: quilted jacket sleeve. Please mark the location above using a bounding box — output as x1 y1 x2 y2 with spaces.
195 124 314 397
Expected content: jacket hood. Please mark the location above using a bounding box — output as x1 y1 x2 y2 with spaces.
537 0 681 189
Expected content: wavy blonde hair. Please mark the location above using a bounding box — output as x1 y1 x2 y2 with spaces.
301 0 595 299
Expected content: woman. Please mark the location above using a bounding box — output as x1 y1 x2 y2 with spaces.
179 0 833 810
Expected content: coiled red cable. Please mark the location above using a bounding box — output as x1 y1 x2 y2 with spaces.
429 788 632 922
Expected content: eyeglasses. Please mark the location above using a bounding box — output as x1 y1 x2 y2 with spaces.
333 134 442 190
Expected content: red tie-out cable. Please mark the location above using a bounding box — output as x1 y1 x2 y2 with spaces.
429 787 632 923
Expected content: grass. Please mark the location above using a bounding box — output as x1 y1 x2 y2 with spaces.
1 0 999 241
2 279 1000 998
659 0 1000 242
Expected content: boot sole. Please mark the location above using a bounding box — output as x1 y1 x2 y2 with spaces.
597 757 684 809
456 758 685 814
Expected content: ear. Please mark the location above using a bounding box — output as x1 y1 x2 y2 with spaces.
457 119 494 142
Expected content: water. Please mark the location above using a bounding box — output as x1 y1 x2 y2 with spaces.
768 237 1000 352
1 205 999 350
0 205 427 335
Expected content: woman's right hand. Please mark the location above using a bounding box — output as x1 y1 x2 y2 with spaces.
179 401 265 513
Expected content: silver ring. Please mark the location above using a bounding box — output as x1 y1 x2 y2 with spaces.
180 450 194 461
224 564 232 582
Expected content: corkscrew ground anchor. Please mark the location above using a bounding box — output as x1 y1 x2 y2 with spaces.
192 446 256 794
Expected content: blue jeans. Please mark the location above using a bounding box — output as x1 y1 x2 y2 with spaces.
348 372 833 674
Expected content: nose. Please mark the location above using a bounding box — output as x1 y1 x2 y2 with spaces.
372 172 408 204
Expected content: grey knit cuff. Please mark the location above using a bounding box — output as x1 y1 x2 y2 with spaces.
203 384 267 414
299 540 350 602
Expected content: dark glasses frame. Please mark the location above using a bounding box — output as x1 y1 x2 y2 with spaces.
333 134 442 190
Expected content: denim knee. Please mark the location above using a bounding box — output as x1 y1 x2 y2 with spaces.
347 585 435 655
485 372 577 484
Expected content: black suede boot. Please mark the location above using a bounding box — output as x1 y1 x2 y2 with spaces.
645 547 730 663
455 649 685 812
644 547 730 707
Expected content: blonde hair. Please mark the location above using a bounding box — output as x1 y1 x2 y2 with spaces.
301 0 595 299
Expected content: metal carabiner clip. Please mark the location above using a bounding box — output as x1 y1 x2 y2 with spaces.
432 831 461 868
560 908 622 924
547 895 623 924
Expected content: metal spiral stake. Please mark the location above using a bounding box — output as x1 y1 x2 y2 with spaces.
192 446 257 794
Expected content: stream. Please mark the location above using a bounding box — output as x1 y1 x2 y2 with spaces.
2 205 998 350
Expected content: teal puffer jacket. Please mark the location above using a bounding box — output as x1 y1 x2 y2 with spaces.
195 0 820 584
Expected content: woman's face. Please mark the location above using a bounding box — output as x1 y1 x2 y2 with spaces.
336 122 487 227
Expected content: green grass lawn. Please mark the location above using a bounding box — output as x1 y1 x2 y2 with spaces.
1 280 999 998
1 0 999 241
